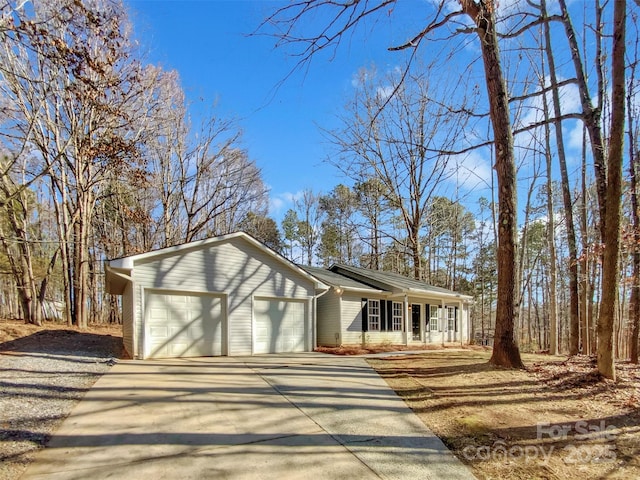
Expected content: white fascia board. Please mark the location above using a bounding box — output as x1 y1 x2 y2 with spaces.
343 286 388 295
107 232 246 266
107 232 329 291
406 288 474 302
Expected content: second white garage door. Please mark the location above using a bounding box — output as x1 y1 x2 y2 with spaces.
145 292 224 358
253 299 306 354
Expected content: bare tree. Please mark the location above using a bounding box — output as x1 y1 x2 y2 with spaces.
261 0 529 367
141 83 268 247
0 0 154 326
328 67 462 280
629 24 640 364
540 0 579 355
596 0 626 380
295 189 323 266
457 0 524 368
354 177 390 270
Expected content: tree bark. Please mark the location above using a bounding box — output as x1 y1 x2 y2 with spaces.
542 0 579 355
539 34 559 354
460 0 524 369
597 0 626 380
629 108 640 365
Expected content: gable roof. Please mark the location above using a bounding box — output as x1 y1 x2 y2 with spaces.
329 264 473 301
299 265 385 294
105 231 328 294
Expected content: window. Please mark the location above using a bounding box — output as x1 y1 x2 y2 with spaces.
392 302 403 331
447 306 456 331
429 305 439 331
368 299 380 331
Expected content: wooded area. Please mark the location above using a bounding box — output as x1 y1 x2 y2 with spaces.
0 1 638 377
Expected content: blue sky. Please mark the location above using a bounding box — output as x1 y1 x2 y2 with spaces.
126 0 418 220
124 0 588 229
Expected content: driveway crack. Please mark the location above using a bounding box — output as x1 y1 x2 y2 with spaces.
247 363 385 480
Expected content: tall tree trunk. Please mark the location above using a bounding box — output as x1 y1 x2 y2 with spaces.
539 48 559 354
579 126 591 354
597 0 626 380
461 0 524 369
542 0 579 355
559 0 607 230
629 95 640 365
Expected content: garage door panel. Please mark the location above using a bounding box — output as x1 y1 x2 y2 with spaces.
254 299 306 354
146 292 224 359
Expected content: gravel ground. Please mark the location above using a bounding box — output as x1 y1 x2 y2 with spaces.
0 329 122 480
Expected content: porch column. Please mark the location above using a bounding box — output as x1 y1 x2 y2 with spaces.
441 298 446 347
457 300 462 345
404 295 409 346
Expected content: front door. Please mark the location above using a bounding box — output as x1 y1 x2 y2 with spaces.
411 304 421 341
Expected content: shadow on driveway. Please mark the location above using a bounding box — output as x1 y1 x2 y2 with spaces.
20 354 476 480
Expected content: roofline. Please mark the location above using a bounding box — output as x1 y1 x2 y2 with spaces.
330 263 473 301
341 286 387 294
107 231 329 292
406 288 474 302
329 264 401 293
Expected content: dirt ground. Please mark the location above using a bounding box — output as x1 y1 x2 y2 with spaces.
368 350 640 480
0 319 124 480
0 319 123 348
3 321 639 480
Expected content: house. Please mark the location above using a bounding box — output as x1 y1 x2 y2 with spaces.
105 232 473 359
301 264 473 347
105 232 328 359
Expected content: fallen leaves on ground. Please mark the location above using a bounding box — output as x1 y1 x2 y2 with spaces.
369 351 640 480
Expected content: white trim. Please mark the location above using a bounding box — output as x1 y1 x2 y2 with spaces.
343 286 388 294
367 299 381 331
252 295 311 354
142 287 228 359
108 232 329 292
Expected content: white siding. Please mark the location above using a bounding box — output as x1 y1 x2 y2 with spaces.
461 303 470 343
253 298 306 353
316 290 341 346
122 282 134 357
364 332 404 344
338 294 470 346
341 295 404 345
341 294 367 344
131 236 315 357
412 298 470 345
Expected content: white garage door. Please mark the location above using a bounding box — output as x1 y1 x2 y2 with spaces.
146 292 224 358
253 299 306 354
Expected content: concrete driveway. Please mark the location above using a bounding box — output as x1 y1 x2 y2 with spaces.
21 353 475 480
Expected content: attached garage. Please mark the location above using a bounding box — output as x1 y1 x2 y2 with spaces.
105 232 327 359
253 298 306 354
145 292 225 358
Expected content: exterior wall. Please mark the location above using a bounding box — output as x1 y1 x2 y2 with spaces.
461 303 470 343
316 289 341 347
122 281 134 357
337 294 471 347
410 297 470 345
340 294 404 345
341 293 366 345
130 236 315 357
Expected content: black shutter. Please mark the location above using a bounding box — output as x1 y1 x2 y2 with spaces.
455 306 459 331
425 304 430 330
380 300 387 331
361 298 368 332
387 300 393 331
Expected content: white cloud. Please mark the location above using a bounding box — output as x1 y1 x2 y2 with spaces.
567 119 586 151
447 150 494 192
376 85 396 100
269 190 304 217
